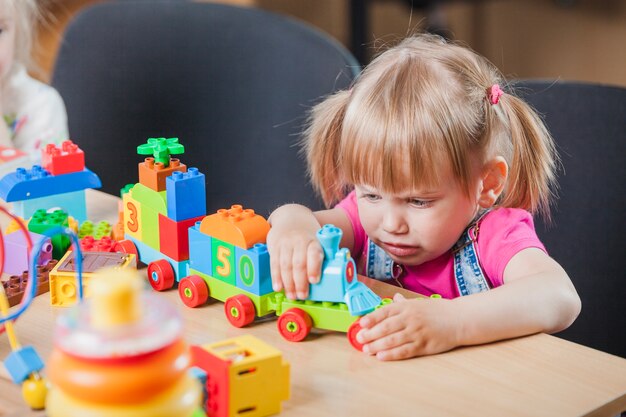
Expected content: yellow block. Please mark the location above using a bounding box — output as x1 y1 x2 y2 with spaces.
49 251 136 307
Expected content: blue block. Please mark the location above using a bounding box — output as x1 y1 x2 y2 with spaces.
235 243 272 296
4 346 45 384
13 190 88 222
308 225 349 303
189 367 208 409
125 235 189 282
188 223 212 275
166 168 206 221
0 166 101 202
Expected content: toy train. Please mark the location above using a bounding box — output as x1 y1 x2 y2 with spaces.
116 138 387 350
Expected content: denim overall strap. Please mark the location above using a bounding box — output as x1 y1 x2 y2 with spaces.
364 239 401 281
452 212 491 296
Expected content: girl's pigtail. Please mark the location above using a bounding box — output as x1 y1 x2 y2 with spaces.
497 94 559 221
303 89 351 207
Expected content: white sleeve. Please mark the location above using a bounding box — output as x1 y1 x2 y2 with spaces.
12 84 69 155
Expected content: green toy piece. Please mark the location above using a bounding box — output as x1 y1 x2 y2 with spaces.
137 138 184 167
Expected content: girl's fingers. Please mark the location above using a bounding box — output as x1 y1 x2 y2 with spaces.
362 326 410 355
374 342 417 361
357 312 404 345
306 242 323 284
270 247 283 292
292 243 309 299
358 302 396 329
279 247 296 299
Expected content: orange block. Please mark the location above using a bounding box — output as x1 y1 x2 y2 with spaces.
137 157 187 192
199 205 270 249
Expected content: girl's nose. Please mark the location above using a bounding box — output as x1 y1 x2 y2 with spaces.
381 208 409 234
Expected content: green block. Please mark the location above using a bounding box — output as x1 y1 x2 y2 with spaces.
78 220 94 238
210 237 236 286
140 204 160 251
277 295 356 332
189 269 276 317
94 221 112 239
131 183 167 214
28 209 70 260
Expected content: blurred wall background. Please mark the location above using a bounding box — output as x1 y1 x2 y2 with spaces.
36 0 626 87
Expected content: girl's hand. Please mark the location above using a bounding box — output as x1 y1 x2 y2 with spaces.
356 294 462 360
266 227 324 300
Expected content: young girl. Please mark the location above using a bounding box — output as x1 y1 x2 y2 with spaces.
267 34 581 361
0 0 68 155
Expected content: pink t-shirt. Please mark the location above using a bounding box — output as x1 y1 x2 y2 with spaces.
336 191 546 298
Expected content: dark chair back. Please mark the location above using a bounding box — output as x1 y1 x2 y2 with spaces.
51 1 359 216
514 80 626 357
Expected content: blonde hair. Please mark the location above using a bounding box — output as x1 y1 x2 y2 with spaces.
4 0 39 72
304 34 558 219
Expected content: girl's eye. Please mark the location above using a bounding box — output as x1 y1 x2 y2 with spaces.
409 199 432 208
363 193 380 202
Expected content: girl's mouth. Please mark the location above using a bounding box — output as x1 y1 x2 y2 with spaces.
380 242 420 258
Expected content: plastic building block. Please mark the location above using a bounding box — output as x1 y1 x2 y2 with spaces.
123 190 143 242
137 137 185 167
4 346 45 384
211 237 236 286
235 243 272 296
2 230 52 275
158 214 204 262
41 140 85 175
78 220 112 239
189 367 208 413
112 200 125 241
125 235 189 283
4 215 26 234
46 269 201 417
131 183 167 250
199 205 270 249
28 209 70 259
49 250 137 307
166 168 207 221
0 165 101 202
1 261 58 307
79 236 116 253
190 335 289 417
138 157 187 192
13 190 89 222
188 223 212 276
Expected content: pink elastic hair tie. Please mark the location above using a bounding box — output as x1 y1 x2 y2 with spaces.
489 84 504 105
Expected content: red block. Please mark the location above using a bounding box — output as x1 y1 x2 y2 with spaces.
158 214 204 261
41 140 85 175
190 345 230 417
79 236 116 253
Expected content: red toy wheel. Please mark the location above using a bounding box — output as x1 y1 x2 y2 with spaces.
113 239 139 258
178 275 209 308
147 259 175 291
224 295 255 328
347 319 364 351
277 308 313 342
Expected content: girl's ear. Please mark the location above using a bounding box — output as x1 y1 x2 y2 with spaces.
478 156 508 208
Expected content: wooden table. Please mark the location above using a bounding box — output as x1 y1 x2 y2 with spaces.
1 190 625 417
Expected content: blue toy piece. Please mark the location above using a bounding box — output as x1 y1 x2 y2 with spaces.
4 344 45 384
0 166 101 202
166 168 206 221
308 224 382 316
188 223 212 276
235 243 272 296
126 235 189 282
0 166 101 222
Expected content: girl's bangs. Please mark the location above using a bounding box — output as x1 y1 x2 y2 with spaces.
339 101 449 194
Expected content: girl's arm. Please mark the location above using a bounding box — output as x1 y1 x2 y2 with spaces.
454 248 581 344
267 204 353 299
358 248 581 360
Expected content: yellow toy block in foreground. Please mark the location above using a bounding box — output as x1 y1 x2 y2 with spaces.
191 334 289 417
